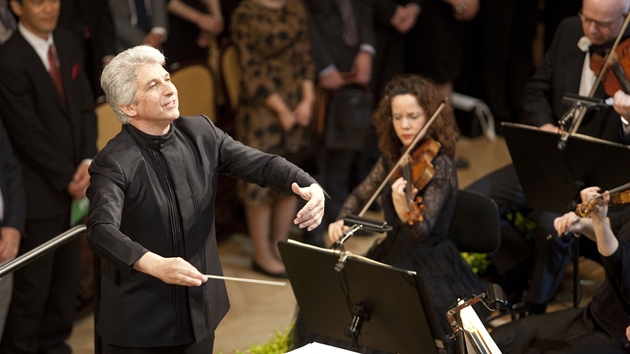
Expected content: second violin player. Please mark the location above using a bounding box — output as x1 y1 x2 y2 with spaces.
325 75 486 353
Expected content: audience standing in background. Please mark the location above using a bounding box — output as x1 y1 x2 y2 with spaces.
230 0 316 277
0 0 97 352
109 0 168 52
0 0 26 340
163 0 223 70
215 0 241 46
0 0 16 43
369 0 419 102
303 0 376 233
0 119 26 342
455 0 539 131
57 0 117 98
405 0 479 99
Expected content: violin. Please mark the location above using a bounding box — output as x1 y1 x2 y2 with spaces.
392 138 441 224
589 36 630 97
575 180 630 217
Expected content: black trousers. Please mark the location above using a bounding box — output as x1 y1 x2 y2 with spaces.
0 211 79 354
102 336 215 354
491 307 626 353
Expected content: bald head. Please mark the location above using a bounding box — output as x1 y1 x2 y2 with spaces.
581 0 629 45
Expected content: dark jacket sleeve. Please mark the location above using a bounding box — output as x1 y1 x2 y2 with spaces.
0 119 26 234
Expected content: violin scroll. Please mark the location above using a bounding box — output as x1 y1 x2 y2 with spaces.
575 197 602 218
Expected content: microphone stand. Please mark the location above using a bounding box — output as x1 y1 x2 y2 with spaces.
334 215 393 250
557 94 606 150
334 215 393 272
335 224 363 251
557 101 584 150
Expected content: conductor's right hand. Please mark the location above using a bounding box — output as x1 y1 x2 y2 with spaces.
133 252 208 287
328 219 347 243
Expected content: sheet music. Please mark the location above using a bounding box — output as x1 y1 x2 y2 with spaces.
286 342 360 353
459 305 502 354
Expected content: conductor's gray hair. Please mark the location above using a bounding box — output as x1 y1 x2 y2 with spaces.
100 45 166 125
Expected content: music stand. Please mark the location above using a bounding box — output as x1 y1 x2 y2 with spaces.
503 122 630 307
502 122 630 214
278 240 445 354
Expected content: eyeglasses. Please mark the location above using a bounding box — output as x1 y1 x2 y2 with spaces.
391 112 425 122
578 10 625 30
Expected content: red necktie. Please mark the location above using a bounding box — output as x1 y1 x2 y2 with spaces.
48 44 66 104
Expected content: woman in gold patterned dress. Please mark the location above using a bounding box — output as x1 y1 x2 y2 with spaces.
231 0 316 277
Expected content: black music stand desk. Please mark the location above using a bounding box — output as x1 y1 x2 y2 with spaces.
278 240 445 354
503 122 630 307
502 122 630 214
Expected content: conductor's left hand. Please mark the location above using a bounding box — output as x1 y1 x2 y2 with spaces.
292 183 325 231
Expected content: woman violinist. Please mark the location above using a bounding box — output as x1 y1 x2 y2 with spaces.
327 75 486 351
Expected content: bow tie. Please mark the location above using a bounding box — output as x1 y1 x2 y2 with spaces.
577 36 592 53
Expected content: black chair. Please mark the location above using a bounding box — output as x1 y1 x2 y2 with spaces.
449 189 501 254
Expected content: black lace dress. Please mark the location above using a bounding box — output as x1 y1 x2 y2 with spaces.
338 150 486 343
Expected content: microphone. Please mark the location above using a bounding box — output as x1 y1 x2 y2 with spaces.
335 215 392 249
343 215 393 233
561 93 611 109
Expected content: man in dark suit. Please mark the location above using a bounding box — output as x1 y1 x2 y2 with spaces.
0 0 97 352
303 0 375 232
87 44 325 352
109 0 168 52
57 0 117 98
0 118 26 341
466 0 630 316
369 0 419 101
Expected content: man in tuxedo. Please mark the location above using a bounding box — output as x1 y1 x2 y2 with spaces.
0 0 97 352
0 118 25 341
466 0 630 316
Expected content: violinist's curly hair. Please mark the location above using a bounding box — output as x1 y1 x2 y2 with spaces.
372 74 459 162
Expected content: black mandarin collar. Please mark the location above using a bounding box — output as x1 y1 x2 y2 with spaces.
127 124 175 150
